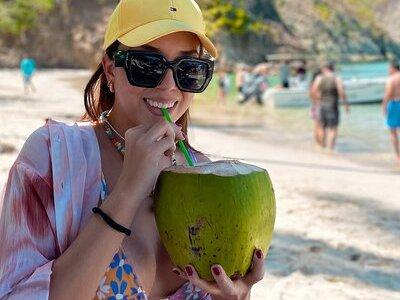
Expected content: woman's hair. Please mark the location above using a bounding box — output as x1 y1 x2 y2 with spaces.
82 41 120 123
82 40 205 151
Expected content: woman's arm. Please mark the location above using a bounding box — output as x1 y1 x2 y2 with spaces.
0 162 56 300
0 161 142 300
49 181 143 300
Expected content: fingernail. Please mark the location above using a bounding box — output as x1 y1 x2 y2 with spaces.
212 266 220 276
172 269 180 276
256 250 262 259
185 266 193 276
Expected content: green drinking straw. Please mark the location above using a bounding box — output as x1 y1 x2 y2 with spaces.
161 108 194 167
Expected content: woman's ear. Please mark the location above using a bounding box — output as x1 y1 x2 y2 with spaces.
102 54 115 84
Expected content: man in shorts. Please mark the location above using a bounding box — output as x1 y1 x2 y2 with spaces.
382 60 400 165
311 62 350 151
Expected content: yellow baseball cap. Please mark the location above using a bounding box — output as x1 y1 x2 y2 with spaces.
103 0 218 58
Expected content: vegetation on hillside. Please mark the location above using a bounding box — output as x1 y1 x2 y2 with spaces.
0 0 54 35
200 0 271 37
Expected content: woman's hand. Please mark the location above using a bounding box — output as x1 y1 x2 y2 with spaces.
114 119 184 206
172 249 265 300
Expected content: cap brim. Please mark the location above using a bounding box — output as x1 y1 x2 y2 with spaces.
116 19 218 58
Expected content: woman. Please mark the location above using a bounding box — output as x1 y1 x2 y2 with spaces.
0 0 265 299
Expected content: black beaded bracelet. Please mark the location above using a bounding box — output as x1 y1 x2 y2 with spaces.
92 207 131 236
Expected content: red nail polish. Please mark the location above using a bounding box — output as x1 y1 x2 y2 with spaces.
185 266 193 276
256 250 262 259
173 270 180 276
212 266 220 276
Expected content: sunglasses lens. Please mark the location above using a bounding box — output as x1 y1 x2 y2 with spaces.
127 53 164 87
176 60 210 91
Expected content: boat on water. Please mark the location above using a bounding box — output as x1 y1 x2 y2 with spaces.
263 77 386 107
262 53 388 107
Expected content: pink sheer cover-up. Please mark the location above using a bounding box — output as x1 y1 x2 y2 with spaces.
0 120 210 300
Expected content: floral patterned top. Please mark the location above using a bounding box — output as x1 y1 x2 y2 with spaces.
94 249 146 300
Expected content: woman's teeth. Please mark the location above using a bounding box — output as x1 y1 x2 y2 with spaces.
145 98 176 109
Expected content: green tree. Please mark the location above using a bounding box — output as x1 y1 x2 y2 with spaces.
199 0 270 37
198 0 271 56
0 0 54 36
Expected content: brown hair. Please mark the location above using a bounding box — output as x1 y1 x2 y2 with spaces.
82 41 201 151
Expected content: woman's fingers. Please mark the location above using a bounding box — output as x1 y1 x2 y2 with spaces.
173 263 260 299
124 124 147 142
154 134 176 156
172 267 188 279
146 119 184 143
243 249 265 286
210 264 238 297
183 265 220 295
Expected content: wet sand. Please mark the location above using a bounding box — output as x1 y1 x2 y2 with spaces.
1 69 399 299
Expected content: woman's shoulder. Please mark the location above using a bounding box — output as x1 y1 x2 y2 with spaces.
44 118 96 140
20 119 95 153
16 122 52 175
17 119 98 176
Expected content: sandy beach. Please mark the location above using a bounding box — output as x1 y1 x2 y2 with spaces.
0 70 399 299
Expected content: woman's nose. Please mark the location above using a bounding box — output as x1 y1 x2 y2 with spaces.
158 69 177 90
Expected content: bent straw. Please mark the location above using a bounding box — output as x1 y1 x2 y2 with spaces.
161 108 194 166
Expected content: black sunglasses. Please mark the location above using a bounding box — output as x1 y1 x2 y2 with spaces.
113 50 214 93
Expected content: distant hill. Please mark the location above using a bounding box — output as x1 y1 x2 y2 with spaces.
221 0 400 64
1 0 400 67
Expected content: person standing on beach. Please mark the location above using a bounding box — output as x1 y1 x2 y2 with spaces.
382 60 400 165
0 0 265 299
20 56 37 94
238 64 268 106
309 69 323 147
217 68 230 105
235 63 249 102
311 62 350 151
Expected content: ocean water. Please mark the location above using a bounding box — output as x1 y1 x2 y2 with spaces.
271 61 395 168
338 61 389 80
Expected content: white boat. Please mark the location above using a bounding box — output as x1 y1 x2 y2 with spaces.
262 77 386 108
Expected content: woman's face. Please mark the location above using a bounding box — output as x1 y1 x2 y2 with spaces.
103 32 201 128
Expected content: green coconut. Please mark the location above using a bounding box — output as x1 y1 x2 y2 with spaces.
154 160 276 281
